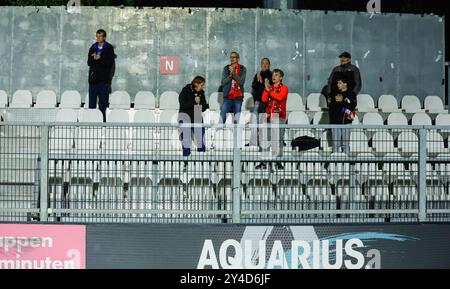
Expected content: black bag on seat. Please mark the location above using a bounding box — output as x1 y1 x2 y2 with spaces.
291 135 320 151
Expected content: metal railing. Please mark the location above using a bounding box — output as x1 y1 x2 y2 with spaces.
1 121 450 224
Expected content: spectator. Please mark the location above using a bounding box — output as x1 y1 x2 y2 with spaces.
329 77 357 154
256 69 288 170
178 76 209 157
219 51 247 124
326 52 362 101
247 57 272 146
87 29 115 122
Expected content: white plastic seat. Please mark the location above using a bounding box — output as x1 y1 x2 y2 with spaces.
60 90 82 108
312 111 330 125
427 131 446 154
350 131 371 154
132 110 157 154
104 110 130 153
10 90 32 108
436 113 450 126
356 94 376 112
382 153 411 183
306 93 327 111
401 95 423 113
424 96 448 114
372 131 396 154
55 109 78 122
159 109 179 124
134 91 155 109
411 113 432 126
159 91 179 110
208 92 222 111
133 109 156 123
296 152 329 184
78 109 103 123
328 152 350 184
286 93 305 111
387 113 408 126
378 94 400 112
362 112 383 131
397 131 419 154
288 111 309 125
75 110 103 153
109 91 131 109
35 90 57 108
355 153 383 185
0 90 7 107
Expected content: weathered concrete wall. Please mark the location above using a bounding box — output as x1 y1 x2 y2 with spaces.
0 6 444 105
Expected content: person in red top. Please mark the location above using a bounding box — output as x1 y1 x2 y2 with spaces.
256 69 289 170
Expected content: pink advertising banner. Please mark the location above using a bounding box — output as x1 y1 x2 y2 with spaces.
0 224 86 269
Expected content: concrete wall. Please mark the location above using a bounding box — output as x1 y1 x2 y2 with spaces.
0 6 444 105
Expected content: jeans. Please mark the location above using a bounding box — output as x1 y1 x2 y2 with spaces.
249 101 264 146
259 118 286 158
220 98 242 124
178 119 206 157
332 125 351 154
89 81 109 122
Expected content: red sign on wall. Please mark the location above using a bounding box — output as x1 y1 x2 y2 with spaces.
160 55 180 74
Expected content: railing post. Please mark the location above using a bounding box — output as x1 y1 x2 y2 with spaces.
39 125 49 222
418 127 427 222
232 124 242 223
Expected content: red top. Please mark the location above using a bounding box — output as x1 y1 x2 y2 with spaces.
262 83 289 120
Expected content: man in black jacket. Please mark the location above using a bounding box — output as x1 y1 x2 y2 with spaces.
326 52 362 100
178 76 209 157
329 77 357 154
247 57 272 147
87 29 115 122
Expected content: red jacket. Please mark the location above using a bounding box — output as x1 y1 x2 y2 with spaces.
262 83 289 120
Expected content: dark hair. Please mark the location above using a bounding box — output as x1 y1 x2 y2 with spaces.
272 68 284 78
230 51 240 58
191 75 206 87
96 29 107 37
336 77 348 84
261 57 271 65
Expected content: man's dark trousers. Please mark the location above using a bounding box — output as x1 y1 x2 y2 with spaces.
89 81 109 122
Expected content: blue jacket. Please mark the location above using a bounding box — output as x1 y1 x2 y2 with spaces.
220 64 247 101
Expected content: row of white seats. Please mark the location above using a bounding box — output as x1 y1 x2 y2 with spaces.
2 89 447 114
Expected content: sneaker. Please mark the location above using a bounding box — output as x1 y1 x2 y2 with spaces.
255 163 267 170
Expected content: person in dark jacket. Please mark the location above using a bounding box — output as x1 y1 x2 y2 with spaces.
178 76 209 157
247 57 272 146
87 29 115 122
328 77 357 154
326 52 362 100
219 51 247 124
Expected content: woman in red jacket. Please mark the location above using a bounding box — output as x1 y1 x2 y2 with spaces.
256 69 288 170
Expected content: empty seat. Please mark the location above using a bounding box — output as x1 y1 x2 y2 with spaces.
109 91 131 109
350 131 371 154
132 111 157 154
159 91 179 110
424 95 448 114
209 92 222 111
356 94 376 112
133 109 156 123
387 112 408 126
401 95 423 113
107 109 130 123
0 90 7 107
35 90 57 108
60 90 82 108
78 109 103 123
159 109 179 124
427 131 446 154
306 93 327 111
328 152 350 184
10 90 32 108
378 94 400 112
312 111 329 125
288 111 309 125
372 131 396 154
362 112 383 130
55 109 78 122
355 153 383 185
436 114 450 126
382 153 412 183
286 93 305 111
397 131 419 154
104 110 130 153
134 91 156 109
412 113 432 126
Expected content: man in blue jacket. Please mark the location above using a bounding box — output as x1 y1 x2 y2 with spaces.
219 51 247 124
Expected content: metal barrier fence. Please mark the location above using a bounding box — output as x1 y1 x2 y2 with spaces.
1 121 449 224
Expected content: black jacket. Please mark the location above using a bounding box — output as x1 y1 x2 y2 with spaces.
179 84 209 123
87 42 116 84
326 63 362 97
328 89 357 125
251 70 272 103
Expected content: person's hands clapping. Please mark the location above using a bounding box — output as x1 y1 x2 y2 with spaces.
194 96 201 104
264 78 271 91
